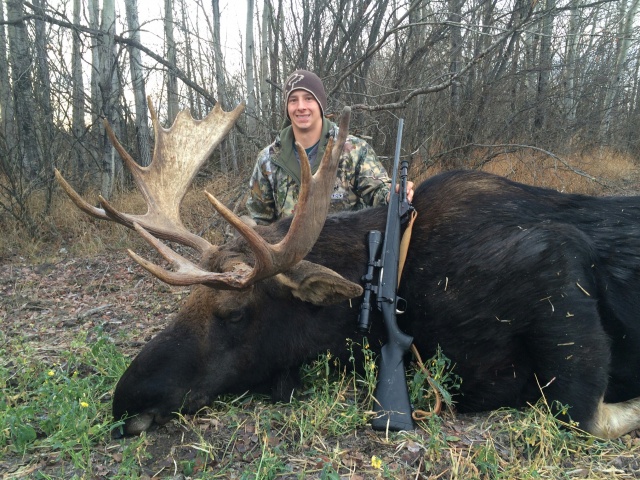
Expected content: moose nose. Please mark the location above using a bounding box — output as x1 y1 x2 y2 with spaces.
112 411 156 437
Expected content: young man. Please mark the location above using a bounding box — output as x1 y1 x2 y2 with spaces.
246 69 411 224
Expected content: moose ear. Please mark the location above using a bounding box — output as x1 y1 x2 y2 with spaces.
275 261 363 306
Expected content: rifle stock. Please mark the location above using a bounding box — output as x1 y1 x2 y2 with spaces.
371 302 415 431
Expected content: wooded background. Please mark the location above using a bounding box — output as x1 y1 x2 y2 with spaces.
1 0 639 236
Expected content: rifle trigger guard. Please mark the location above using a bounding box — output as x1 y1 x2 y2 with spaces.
396 296 407 315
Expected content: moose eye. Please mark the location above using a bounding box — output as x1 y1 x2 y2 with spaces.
217 310 244 323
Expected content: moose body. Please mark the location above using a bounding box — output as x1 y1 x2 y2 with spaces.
57 103 640 439
114 170 640 438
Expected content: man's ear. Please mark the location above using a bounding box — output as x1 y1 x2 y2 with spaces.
275 260 363 306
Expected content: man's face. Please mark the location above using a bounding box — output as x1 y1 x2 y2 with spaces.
287 90 322 135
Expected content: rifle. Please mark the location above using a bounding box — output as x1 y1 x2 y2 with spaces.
357 118 415 431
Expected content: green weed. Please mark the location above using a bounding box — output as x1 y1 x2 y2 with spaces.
0 329 126 473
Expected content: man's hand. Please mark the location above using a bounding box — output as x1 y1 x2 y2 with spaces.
387 181 415 203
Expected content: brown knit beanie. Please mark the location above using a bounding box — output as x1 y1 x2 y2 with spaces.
283 70 327 119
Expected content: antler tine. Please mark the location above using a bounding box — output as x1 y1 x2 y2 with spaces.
56 100 245 256
54 169 111 221
127 222 250 289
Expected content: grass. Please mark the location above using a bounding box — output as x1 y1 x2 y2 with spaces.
3 323 639 478
419 146 639 196
0 328 134 476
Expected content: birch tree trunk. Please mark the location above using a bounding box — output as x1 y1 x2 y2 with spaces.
212 0 238 172
164 0 179 125
245 0 257 134
32 0 55 205
270 0 283 128
260 0 271 124
0 0 16 149
99 0 119 198
125 0 152 166
6 0 40 178
179 0 196 112
88 0 101 127
534 0 555 139
32 0 54 135
448 0 463 114
563 0 579 126
71 0 86 188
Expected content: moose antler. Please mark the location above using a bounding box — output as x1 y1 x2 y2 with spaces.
56 97 244 254
57 100 351 290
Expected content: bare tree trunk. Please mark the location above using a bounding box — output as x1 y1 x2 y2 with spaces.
32 0 57 208
444 0 464 154
99 0 119 198
32 0 54 133
534 0 555 140
71 0 86 188
360 0 388 83
563 0 579 126
165 0 179 124
599 0 640 142
212 0 237 172
125 0 152 166
180 0 196 112
0 0 16 148
260 0 272 127
245 0 257 134
6 0 40 178
88 0 101 128
270 0 283 128
448 0 462 114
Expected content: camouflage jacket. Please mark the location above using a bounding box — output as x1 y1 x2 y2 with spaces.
246 118 391 223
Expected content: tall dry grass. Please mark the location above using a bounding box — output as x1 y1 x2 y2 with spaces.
417 147 639 196
0 171 248 262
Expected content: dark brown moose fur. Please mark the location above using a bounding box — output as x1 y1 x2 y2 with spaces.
113 170 640 438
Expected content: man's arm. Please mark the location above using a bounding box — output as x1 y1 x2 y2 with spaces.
246 152 278 224
350 138 392 207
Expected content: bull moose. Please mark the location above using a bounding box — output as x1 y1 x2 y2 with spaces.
56 101 640 439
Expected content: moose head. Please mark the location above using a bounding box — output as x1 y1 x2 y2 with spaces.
56 100 364 435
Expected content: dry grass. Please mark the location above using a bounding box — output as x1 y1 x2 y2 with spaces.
417 147 640 196
0 172 247 262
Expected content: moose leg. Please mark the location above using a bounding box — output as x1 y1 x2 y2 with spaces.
589 397 640 439
525 292 612 436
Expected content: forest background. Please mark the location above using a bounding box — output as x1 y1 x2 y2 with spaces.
1 0 640 242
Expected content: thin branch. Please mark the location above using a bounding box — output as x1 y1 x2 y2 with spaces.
16 3 217 106
348 6 542 112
